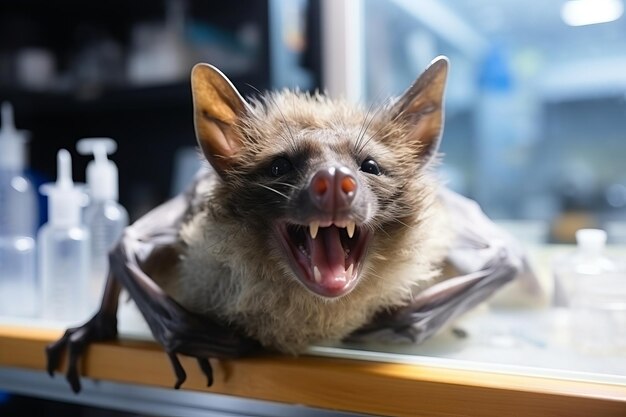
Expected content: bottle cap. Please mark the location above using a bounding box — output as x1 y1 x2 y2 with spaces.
0 102 30 170
40 150 85 227
77 138 119 201
575 228 607 253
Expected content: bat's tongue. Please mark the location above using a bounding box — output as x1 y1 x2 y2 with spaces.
308 225 352 291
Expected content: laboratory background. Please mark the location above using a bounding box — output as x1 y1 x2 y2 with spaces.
0 0 625 416
1 0 625 238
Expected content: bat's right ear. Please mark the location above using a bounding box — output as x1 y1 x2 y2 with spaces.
390 56 448 166
191 64 250 174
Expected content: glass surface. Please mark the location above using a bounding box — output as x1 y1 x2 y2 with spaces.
311 245 626 385
312 307 626 385
338 1 626 384
362 0 626 244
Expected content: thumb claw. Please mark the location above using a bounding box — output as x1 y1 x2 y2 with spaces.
46 339 66 377
67 373 82 394
174 378 184 390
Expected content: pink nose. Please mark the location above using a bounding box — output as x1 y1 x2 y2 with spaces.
309 166 357 212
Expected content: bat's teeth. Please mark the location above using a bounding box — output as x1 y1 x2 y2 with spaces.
346 221 356 238
313 265 322 283
346 263 354 277
309 221 319 239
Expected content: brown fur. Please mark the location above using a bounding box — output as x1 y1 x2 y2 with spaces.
166 59 453 353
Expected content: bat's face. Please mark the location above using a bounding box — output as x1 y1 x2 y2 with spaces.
232 116 387 298
190 59 449 300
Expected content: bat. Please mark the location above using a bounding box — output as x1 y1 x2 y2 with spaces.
46 56 527 393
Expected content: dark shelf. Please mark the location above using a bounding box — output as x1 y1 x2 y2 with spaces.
0 73 268 115
0 0 272 220
1 82 188 114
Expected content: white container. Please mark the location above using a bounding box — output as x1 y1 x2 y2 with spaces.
0 236 36 316
39 150 90 322
569 268 626 354
0 102 38 317
553 229 626 353
77 138 128 310
553 229 617 306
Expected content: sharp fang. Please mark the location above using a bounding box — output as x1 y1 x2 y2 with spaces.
314 266 322 283
309 221 319 239
346 221 355 238
346 263 354 277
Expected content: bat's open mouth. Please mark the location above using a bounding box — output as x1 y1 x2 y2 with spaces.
276 220 370 298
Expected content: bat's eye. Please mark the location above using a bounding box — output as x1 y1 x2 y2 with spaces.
270 157 293 176
360 158 381 175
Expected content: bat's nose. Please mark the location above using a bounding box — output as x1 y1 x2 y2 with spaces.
309 166 357 213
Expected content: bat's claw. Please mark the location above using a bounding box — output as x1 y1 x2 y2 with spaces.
46 336 66 377
66 369 82 394
197 357 214 387
45 312 118 393
164 353 215 389
167 352 187 389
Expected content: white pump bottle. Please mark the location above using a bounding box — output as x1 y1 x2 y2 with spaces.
39 150 90 322
77 138 128 309
0 102 38 317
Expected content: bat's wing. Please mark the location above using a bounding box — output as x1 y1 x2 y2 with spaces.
46 170 259 393
348 188 536 344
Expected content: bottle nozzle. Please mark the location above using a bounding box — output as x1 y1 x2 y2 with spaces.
41 149 85 227
93 143 108 166
76 137 119 201
0 102 29 170
77 137 117 158
57 149 73 189
2 102 16 133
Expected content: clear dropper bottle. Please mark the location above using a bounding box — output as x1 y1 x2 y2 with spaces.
0 102 38 317
39 149 90 322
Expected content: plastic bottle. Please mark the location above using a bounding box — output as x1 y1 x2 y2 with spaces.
0 102 38 317
39 149 90 322
77 138 128 309
553 229 626 353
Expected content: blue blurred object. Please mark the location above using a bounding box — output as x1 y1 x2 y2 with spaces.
479 44 513 92
0 390 10 405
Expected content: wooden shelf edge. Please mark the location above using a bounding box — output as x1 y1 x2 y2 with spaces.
1 324 625 417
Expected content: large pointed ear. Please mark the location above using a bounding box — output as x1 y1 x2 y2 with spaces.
191 63 250 174
392 56 448 164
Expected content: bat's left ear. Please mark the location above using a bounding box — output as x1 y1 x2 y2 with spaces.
191 64 251 174
391 56 448 165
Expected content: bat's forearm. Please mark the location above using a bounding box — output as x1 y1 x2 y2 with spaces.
100 268 122 317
